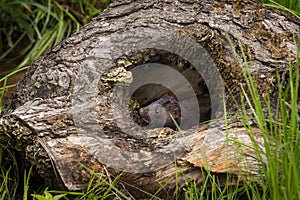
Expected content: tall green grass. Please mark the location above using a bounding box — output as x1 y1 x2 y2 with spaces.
225 34 299 200
183 35 299 200
262 0 300 19
0 146 19 199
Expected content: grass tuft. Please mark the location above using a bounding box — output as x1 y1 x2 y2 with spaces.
226 28 300 200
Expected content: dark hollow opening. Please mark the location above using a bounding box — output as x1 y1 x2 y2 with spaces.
122 49 212 130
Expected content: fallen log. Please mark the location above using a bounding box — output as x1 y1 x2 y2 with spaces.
0 0 298 198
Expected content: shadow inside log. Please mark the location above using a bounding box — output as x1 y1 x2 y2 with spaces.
121 49 213 130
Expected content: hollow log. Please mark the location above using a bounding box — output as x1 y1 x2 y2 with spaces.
0 0 298 198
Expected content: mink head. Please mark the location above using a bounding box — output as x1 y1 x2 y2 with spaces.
139 96 181 129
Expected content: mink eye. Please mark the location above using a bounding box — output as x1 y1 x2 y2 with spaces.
154 105 160 114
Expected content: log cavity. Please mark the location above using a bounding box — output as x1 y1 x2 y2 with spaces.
122 49 212 129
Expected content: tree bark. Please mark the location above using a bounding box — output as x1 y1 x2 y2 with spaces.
0 0 298 198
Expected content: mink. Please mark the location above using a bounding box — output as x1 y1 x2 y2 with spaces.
139 95 182 129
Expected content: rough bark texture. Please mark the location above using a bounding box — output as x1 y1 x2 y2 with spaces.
0 0 299 198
